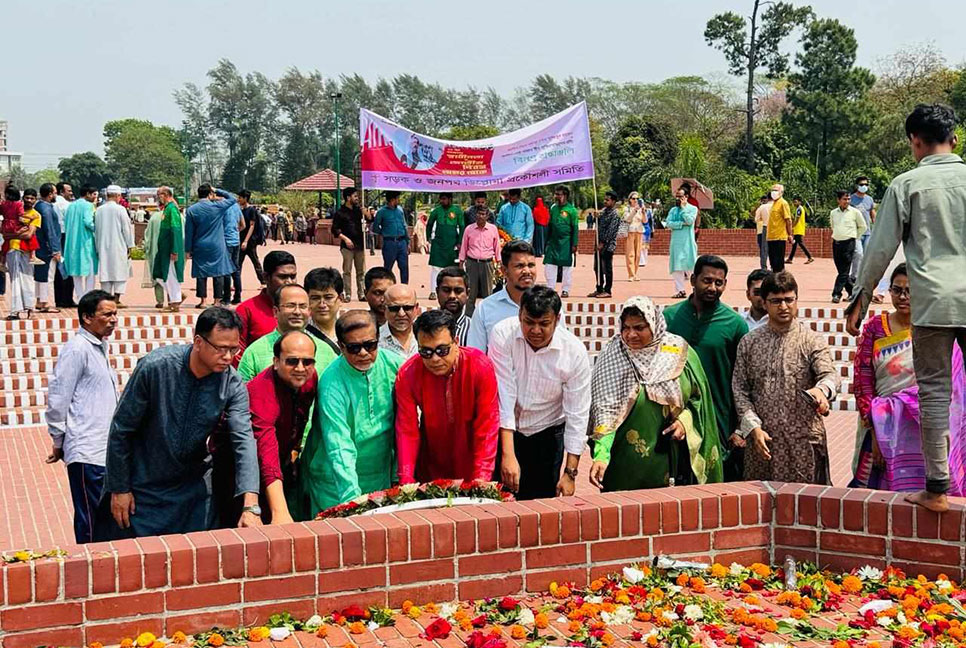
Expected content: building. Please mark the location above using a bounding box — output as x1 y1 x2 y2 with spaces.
0 119 24 174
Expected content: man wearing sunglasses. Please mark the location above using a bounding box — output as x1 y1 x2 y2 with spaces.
395 310 499 484
237 284 337 381
301 310 405 514
95 307 261 539
244 330 319 525
378 283 421 358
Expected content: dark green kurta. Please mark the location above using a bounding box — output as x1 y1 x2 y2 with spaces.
152 201 185 282
427 204 464 268
544 202 579 267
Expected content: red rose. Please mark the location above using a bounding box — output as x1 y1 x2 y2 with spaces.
471 615 486 628
341 604 366 620
499 596 519 611
631 632 644 641
737 634 758 648
422 618 452 640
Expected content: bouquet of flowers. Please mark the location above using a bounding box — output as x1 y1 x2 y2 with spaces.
315 479 514 519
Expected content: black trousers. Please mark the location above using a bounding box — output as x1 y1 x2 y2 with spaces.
767 240 786 272
67 462 105 544
787 234 812 260
54 233 75 307
832 239 856 298
196 276 225 300
594 250 614 293
239 242 266 285
220 245 242 302
513 424 564 500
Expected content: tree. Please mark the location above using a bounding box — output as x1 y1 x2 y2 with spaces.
275 68 327 185
782 18 876 180
103 118 185 187
608 116 677 197
173 82 220 184
705 1 813 171
58 152 111 190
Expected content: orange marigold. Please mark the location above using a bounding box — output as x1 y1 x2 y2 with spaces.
636 611 652 622
841 575 863 594
535 613 550 629
739 582 753 593
171 632 188 645
724 635 738 645
248 627 271 642
590 579 605 592
423 602 439 614
568 620 584 634
690 577 707 593
833 641 850 648
510 625 527 640
460 619 473 632
791 608 807 620
868 642 881 648
949 627 965 641
744 596 760 606
615 590 631 604
647 635 659 648
601 633 616 646
711 563 729 578
316 625 329 638
136 633 157 648
750 563 771 578
120 639 134 648
401 600 414 614
89 643 104 648
349 621 366 635
676 573 690 587
208 633 225 648
898 626 920 641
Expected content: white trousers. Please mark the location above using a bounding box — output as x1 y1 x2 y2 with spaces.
72 275 96 303
100 280 127 296
672 271 688 293
164 261 182 303
429 265 442 294
544 264 573 293
7 250 35 313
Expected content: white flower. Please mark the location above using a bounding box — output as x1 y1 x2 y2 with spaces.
859 600 895 616
907 622 920 631
684 604 704 621
897 611 908 624
270 628 291 641
400 482 420 495
601 611 615 625
761 643 790 648
643 629 659 640
623 566 645 584
439 603 459 620
662 610 680 622
730 562 744 576
857 565 883 581
937 578 954 593
368 621 380 632
877 617 894 628
613 606 635 625
585 595 604 604
305 615 323 629
557 617 568 624
519 608 535 625
667 585 683 595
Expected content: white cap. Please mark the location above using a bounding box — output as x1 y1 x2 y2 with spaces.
106 185 123 195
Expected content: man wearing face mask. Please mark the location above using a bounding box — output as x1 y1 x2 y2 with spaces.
765 184 794 272
395 310 499 483
849 176 876 284
488 286 591 500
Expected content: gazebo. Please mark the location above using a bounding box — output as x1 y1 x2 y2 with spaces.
284 168 356 210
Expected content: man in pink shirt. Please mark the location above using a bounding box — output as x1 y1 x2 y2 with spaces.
459 205 501 316
395 309 500 483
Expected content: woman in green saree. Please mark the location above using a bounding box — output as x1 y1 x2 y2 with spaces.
588 296 723 491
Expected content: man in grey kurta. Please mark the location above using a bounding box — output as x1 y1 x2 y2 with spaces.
184 184 237 308
94 185 135 304
96 307 262 539
847 103 966 513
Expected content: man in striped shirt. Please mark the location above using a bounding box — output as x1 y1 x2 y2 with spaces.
45 290 119 543
435 265 471 345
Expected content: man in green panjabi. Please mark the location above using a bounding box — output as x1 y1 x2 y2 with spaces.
663 255 749 481
237 284 336 381
152 186 185 310
426 192 464 300
301 310 405 515
543 185 579 298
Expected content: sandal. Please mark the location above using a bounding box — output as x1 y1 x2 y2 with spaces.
672 291 687 299
37 306 61 313
4 314 19 321
195 302 207 309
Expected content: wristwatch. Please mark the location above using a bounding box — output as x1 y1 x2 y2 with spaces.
563 467 578 480
242 504 262 516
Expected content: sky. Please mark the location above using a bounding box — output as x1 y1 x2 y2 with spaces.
4 0 965 170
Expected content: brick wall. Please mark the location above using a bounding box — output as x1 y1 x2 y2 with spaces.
1 482 963 647
577 228 835 259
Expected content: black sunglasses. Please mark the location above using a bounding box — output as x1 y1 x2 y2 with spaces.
283 357 316 368
386 304 417 314
343 340 379 355
418 344 452 359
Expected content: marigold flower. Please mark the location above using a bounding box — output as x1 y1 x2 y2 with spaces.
510 625 527 640
208 633 225 647
460 619 473 632
568 620 584 634
690 576 707 593
948 627 965 641
349 621 366 634
535 613 549 629
601 633 616 646
316 625 329 638
744 596 760 606
120 639 134 648
898 626 920 640
89 643 104 648
135 633 156 648
711 563 729 578
791 608 806 620
739 582 753 593
647 635 659 647
842 575 863 594
591 579 605 592
401 600 414 614
833 640 850 648
750 563 771 578
408 605 422 619
615 590 631 604
636 610 652 622
248 627 271 642
724 634 738 645
868 642 881 648
676 573 690 587
424 602 439 614
171 632 188 645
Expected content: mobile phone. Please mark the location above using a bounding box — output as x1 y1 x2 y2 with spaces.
799 389 830 417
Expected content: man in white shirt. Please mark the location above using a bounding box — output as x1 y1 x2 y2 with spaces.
378 283 421 358
742 269 771 331
488 285 591 500
94 185 135 306
45 290 119 543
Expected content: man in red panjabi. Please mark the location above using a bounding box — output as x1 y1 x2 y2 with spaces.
234 250 297 361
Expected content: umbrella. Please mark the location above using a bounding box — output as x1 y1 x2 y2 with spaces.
671 177 714 210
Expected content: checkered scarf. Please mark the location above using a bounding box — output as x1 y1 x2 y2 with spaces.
590 296 689 438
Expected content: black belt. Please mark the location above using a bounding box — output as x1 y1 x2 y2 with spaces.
467 257 492 263
382 235 408 241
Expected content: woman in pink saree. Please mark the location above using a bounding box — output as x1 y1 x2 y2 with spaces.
850 264 966 494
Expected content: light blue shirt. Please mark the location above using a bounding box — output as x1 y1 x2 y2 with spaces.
46 328 119 466
850 193 875 231
496 201 534 242
224 203 243 247
466 288 520 351
372 205 408 238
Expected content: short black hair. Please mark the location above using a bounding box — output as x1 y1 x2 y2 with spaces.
55 181 69 194
836 189 850 199
80 185 97 197
342 186 357 200
792 195 803 202
605 190 618 201
273 329 316 358
40 183 56 199
508 188 522 198
304 267 344 295
693 254 728 277
77 289 114 324
195 306 243 337
905 103 957 145
679 183 692 196
365 266 396 292
335 310 377 343
197 184 213 200
272 283 307 307
238 189 252 201
22 188 37 198
891 262 908 284
3 185 19 201
436 265 467 289
854 176 869 185
439 192 452 199
760 270 799 300
554 185 570 198
747 269 773 289
472 191 487 201
413 309 456 341
263 250 296 278
520 285 561 318
385 190 400 201
501 239 535 267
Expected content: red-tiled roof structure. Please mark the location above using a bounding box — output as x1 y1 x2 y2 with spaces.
284 169 355 191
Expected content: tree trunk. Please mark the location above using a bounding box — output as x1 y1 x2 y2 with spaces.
744 0 761 173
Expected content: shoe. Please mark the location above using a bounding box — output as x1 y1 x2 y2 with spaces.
831 295 841 303
587 290 602 298
805 258 815 264
231 296 242 305
428 292 436 301
561 291 570 298
155 303 164 310
600 292 612 298
672 291 687 299
785 258 794 264
30 257 45 266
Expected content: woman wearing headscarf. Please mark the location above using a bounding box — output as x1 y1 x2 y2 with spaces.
588 296 723 491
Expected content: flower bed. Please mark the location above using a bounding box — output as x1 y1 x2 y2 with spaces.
76 559 966 648
315 480 513 518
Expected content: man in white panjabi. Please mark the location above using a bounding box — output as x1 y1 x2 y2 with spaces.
94 185 135 307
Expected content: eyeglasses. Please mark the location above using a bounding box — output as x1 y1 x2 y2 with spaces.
386 304 417 314
343 339 379 355
198 335 240 357
766 297 797 306
418 344 452 359
283 356 316 368
889 286 910 297
279 302 309 311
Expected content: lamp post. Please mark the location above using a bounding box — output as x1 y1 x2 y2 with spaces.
331 92 343 212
